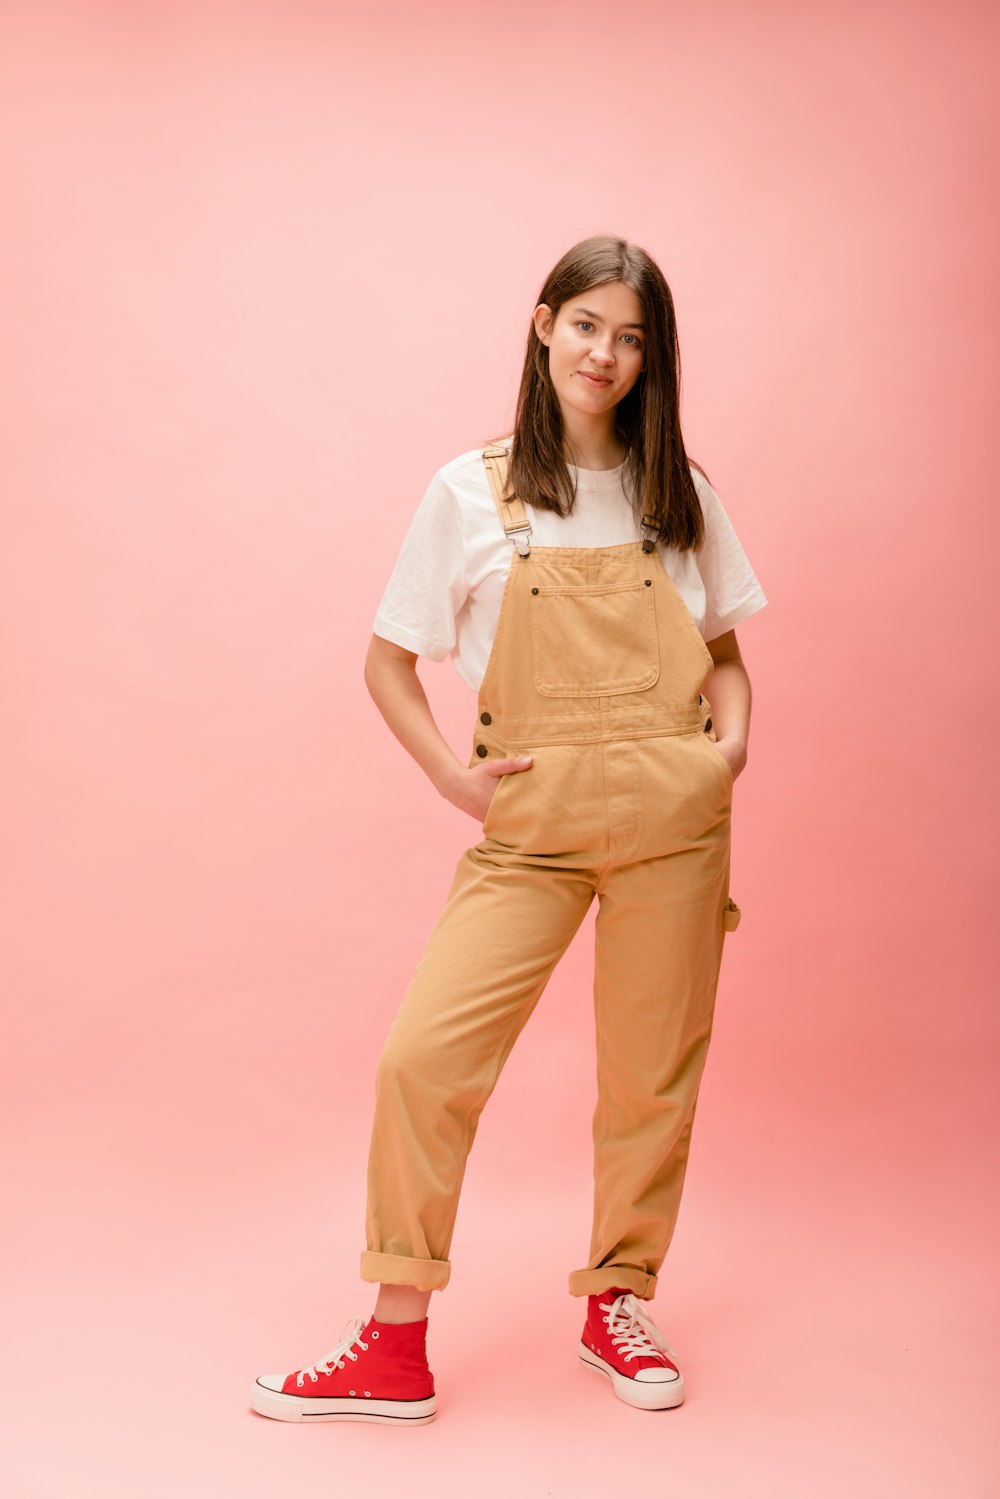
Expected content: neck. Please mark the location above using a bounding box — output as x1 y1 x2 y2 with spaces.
559 410 625 471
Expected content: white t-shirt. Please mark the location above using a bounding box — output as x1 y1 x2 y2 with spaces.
372 440 769 693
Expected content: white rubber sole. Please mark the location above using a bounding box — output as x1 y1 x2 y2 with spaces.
578 1342 685 1410
250 1379 437 1425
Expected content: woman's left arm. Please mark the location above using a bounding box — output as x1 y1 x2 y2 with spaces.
702 629 752 782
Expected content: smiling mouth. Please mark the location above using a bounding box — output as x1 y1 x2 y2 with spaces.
579 373 611 386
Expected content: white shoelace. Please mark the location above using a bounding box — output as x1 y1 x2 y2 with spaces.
600 1292 679 1364
295 1316 368 1387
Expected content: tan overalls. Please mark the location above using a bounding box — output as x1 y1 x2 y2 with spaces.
361 444 742 1302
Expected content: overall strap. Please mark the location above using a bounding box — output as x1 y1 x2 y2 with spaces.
482 443 532 556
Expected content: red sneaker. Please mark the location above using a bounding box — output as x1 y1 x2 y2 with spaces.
251 1314 437 1425
579 1287 685 1410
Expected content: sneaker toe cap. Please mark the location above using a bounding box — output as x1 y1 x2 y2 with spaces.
255 1373 289 1393
634 1365 681 1383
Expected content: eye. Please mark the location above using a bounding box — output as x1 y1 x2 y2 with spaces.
575 321 594 333
621 334 642 347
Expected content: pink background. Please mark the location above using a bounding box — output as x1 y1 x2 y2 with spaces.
2 1 997 1494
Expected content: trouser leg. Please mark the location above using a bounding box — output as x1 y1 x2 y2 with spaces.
361 841 596 1292
567 844 730 1302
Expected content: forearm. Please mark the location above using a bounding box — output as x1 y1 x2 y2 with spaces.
364 649 464 798
702 658 752 764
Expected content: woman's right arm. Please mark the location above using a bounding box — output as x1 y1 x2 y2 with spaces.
363 633 531 822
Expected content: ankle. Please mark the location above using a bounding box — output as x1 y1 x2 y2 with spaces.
373 1281 432 1325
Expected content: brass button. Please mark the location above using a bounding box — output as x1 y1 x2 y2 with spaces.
704 717 713 733
531 587 539 595
644 579 651 586
480 712 492 726
476 744 488 758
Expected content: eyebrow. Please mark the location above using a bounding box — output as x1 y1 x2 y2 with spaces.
573 305 646 330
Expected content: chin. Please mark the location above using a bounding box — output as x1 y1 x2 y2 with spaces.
565 382 612 405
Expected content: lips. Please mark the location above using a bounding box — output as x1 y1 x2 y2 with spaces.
579 372 611 386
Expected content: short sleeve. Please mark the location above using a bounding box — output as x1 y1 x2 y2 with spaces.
694 471 769 640
371 470 469 662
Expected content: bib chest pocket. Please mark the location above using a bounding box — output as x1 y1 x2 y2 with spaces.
529 579 660 698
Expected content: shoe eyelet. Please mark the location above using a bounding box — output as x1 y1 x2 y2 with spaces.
350 1389 356 1395
371 1330 379 1339
364 1390 371 1397
359 1340 368 1351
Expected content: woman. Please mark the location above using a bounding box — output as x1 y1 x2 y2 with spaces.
251 234 767 1424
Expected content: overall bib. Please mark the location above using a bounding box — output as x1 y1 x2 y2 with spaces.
361 445 742 1302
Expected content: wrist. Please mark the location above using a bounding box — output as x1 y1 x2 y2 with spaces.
716 735 747 770
433 757 467 802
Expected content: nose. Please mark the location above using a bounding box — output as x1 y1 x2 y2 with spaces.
590 343 615 367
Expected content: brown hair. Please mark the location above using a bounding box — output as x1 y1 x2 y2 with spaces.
485 234 711 551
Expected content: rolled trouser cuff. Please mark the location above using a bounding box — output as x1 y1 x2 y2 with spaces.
567 1267 658 1299
360 1250 451 1291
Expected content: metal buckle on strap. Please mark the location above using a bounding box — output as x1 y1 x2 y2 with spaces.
640 511 658 554
509 525 532 556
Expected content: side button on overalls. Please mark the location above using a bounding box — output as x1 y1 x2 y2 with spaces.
361 444 742 1301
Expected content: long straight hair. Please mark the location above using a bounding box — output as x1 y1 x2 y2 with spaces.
486 234 711 551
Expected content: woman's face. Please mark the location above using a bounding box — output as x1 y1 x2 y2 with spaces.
533 280 646 419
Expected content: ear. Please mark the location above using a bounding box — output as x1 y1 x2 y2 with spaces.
533 302 554 346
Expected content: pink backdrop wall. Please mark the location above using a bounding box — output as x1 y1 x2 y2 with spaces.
2 1 996 1494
